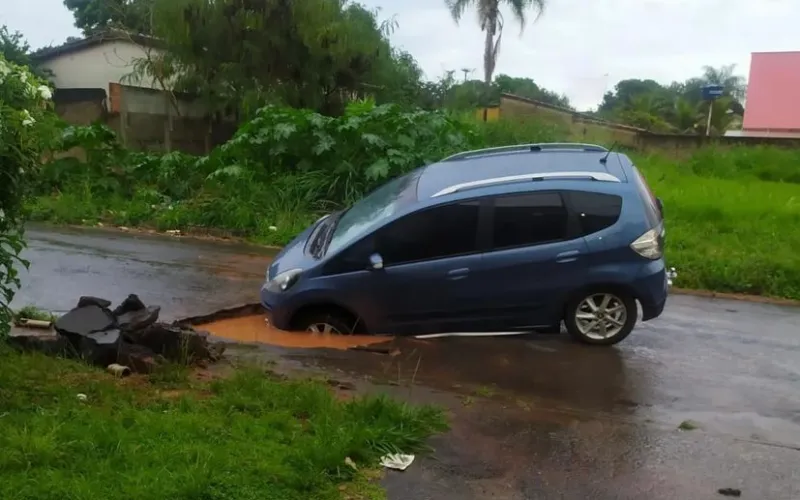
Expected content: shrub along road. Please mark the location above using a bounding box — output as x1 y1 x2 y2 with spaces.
9 224 800 499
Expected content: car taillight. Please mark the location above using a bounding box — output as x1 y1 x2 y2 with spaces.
630 228 663 259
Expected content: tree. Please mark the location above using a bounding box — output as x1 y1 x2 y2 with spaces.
445 0 545 89
0 26 32 68
63 0 153 35
119 0 421 118
494 73 571 108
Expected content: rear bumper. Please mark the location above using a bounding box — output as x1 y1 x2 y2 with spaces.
634 262 674 321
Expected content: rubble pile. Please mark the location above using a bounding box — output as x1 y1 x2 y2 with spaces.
9 294 224 373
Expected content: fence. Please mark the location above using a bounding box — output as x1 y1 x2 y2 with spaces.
51 84 235 155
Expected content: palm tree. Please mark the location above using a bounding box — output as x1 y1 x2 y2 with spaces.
445 0 546 86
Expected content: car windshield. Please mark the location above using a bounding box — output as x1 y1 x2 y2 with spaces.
326 173 418 256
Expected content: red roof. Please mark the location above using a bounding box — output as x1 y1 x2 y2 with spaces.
743 52 800 131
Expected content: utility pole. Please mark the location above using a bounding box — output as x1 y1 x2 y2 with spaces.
460 68 473 82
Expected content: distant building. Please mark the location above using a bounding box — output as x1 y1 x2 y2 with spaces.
31 31 163 92
741 51 800 138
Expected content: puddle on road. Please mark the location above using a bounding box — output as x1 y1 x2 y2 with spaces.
201 314 391 349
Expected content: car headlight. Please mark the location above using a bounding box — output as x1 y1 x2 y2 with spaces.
266 268 303 293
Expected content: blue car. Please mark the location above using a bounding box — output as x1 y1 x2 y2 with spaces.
261 143 675 345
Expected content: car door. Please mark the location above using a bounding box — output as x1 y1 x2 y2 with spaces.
370 200 487 334
475 191 589 330
321 200 486 335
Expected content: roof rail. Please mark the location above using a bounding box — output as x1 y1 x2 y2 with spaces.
431 171 621 197
441 142 608 162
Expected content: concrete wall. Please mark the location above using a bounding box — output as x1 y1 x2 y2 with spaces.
498 94 644 147
51 84 234 155
39 40 161 91
498 93 800 155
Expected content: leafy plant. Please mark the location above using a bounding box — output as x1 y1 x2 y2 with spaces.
0 55 55 338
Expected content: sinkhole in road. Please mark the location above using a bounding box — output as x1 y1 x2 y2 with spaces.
200 314 391 349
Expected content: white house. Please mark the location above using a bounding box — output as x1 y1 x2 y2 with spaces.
32 31 163 91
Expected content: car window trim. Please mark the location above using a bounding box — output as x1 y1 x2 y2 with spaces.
484 190 581 253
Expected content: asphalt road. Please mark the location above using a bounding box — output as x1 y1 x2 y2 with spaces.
15 224 800 500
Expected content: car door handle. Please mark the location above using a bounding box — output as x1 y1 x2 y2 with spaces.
447 267 470 280
555 250 581 263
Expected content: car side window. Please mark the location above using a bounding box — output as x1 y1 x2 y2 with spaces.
491 192 568 250
568 191 623 236
375 201 480 266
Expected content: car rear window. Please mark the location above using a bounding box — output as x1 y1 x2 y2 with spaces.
631 166 662 228
568 191 622 236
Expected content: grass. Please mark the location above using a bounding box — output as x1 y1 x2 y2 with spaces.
0 346 447 500
637 150 800 299
13 305 55 323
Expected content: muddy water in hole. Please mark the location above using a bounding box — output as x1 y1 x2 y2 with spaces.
201 314 391 349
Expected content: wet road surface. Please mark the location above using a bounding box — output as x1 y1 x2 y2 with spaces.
14 224 274 320
16 225 800 499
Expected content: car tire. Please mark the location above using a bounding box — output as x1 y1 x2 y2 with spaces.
564 290 637 346
293 309 357 336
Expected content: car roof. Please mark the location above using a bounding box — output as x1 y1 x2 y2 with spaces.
416 148 629 200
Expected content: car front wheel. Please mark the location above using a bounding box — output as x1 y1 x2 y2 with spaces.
292 309 357 336
565 291 637 345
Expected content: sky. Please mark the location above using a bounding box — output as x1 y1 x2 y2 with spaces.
3 0 800 110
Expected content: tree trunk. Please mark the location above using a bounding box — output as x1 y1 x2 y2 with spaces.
483 20 496 86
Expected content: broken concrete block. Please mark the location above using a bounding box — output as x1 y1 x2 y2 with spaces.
116 343 162 373
55 305 116 337
117 305 160 333
131 323 224 362
112 294 146 316
77 296 112 309
8 328 69 355
74 329 122 366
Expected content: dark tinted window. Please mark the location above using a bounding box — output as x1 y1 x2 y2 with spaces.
376 201 480 265
570 191 623 236
491 193 568 249
631 166 661 227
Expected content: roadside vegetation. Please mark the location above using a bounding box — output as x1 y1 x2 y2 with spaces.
0 346 447 500
28 104 800 301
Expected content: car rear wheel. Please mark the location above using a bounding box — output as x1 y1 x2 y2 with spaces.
292 309 356 336
565 291 637 345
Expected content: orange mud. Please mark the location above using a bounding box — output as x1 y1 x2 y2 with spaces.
201 314 391 349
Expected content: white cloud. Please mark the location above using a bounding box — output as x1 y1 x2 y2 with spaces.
3 0 799 109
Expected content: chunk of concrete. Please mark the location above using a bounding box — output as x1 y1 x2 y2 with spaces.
132 323 224 363
117 343 162 373
55 305 116 337
8 327 69 355
75 329 122 366
112 294 146 316
77 296 112 309
117 306 160 333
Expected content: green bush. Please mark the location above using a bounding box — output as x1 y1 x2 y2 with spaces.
30 102 800 300
0 55 55 337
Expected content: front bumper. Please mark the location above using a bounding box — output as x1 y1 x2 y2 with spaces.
260 284 292 330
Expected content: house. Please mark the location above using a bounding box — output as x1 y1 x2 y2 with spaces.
740 51 800 138
31 31 163 92
31 31 221 154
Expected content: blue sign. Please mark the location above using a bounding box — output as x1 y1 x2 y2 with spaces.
702 84 725 100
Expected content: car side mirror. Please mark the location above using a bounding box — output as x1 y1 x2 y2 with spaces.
656 197 664 215
368 253 384 270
